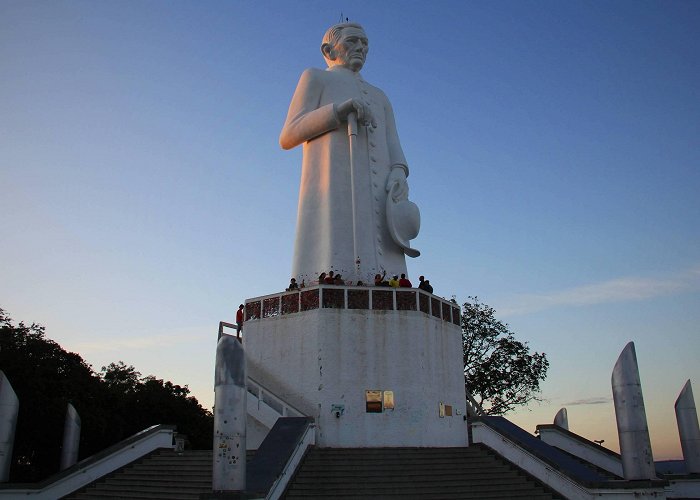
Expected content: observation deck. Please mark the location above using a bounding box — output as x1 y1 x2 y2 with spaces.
245 285 461 327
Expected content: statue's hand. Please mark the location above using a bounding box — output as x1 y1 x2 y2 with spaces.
386 167 408 202
337 99 377 128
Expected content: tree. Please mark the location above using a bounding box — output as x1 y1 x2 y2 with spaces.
99 362 213 449
0 308 212 482
462 297 549 415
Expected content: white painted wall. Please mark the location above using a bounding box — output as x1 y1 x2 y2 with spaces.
244 307 467 448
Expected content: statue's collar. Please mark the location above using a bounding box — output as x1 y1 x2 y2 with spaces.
327 66 363 79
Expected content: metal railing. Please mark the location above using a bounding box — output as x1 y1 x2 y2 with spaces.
244 285 461 327
246 377 304 418
465 388 486 417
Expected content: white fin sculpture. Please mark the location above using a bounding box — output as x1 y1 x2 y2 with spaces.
675 380 700 474
60 403 81 471
611 342 656 480
553 407 569 430
0 371 19 482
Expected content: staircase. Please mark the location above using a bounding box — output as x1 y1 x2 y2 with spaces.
63 445 564 499
282 444 563 499
64 449 213 500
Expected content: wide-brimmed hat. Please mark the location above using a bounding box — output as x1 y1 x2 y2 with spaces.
386 185 420 258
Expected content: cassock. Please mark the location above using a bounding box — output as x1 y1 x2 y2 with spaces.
280 65 410 283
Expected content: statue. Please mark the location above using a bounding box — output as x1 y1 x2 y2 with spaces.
280 22 420 285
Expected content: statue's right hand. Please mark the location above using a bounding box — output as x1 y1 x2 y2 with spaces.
337 99 376 128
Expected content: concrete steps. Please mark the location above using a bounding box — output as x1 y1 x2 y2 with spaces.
64 445 563 500
282 445 563 499
63 449 215 500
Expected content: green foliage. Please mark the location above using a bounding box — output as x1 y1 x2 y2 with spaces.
0 308 213 482
462 297 549 415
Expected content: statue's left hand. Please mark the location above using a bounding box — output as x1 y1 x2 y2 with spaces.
386 168 408 202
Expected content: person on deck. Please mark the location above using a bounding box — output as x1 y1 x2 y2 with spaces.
374 271 389 287
235 304 244 339
399 273 412 287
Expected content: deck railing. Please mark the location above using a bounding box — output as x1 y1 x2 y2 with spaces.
244 285 461 327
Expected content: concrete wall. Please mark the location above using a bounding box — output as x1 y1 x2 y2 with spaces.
244 307 467 447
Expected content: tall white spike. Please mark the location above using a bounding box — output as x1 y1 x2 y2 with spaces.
60 403 81 470
611 342 656 480
554 407 569 430
675 380 700 473
0 371 19 482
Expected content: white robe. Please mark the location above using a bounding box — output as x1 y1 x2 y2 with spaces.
280 66 410 284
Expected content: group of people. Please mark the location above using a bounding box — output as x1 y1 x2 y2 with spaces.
240 272 435 336
284 271 434 293
318 271 347 286
372 273 433 292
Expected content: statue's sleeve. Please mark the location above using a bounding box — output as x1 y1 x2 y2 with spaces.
383 95 409 176
280 69 341 150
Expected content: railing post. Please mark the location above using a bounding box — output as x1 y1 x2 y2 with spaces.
392 289 397 310
369 289 373 310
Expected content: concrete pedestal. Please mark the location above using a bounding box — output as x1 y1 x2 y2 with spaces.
244 287 467 448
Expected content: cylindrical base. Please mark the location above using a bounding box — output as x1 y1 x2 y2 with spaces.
244 307 467 448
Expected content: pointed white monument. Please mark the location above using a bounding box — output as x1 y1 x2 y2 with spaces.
60 403 81 470
611 342 656 480
0 371 19 483
553 407 568 430
675 380 700 474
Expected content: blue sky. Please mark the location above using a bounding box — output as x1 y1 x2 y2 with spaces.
1 1 698 459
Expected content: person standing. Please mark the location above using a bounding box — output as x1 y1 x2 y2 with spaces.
235 304 244 339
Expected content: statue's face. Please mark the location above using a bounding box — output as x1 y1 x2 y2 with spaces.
331 27 368 72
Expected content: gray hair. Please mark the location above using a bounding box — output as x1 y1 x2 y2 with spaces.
321 22 366 56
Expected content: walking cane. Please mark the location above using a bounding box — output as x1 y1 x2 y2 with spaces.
347 112 361 280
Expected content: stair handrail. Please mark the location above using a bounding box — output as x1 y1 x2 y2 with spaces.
217 321 306 418
247 375 305 418
465 386 486 417
218 321 237 340
0 424 176 499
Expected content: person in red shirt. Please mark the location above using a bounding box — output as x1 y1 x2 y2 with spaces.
398 273 412 287
236 304 244 339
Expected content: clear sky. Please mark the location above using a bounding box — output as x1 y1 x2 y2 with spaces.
2 0 698 460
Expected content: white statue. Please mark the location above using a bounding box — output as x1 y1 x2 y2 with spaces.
280 22 420 284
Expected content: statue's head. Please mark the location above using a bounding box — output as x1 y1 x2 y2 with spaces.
321 23 368 72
